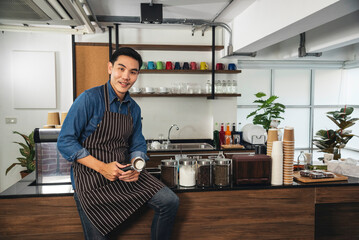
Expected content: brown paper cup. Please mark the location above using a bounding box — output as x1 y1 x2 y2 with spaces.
43 125 55 129
61 112 68 125
283 127 295 141
267 129 278 143
47 112 60 125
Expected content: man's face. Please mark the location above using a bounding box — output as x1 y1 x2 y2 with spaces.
108 55 140 100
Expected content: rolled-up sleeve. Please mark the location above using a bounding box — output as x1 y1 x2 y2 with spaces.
57 92 91 162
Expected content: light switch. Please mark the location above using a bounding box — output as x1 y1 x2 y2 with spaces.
5 117 17 124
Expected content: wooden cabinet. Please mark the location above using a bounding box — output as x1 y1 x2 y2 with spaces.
1 185 359 239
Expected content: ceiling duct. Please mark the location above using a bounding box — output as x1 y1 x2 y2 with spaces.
0 0 95 34
298 32 322 57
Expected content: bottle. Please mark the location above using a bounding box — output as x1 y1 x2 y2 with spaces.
206 80 212 94
296 151 306 171
216 80 222 93
219 123 225 147
231 123 238 144
213 122 220 150
225 123 232 145
232 80 237 93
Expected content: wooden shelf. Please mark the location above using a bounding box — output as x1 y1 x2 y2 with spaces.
75 43 224 51
131 93 241 97
140 69 241 74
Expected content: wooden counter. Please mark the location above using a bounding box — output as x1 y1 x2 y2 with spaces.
1 177 359 239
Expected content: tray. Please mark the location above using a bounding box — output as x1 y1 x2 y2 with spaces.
293 171 348 183
221 144 245 149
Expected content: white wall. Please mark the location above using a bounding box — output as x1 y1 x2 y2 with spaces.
0 27 239 192
77 27 238 140
0 31 73 191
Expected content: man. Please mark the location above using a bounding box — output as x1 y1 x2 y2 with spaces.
58 47 179 240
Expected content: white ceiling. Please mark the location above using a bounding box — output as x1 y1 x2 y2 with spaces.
0 0 358 61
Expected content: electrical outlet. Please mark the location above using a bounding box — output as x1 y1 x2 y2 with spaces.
5 117 17 124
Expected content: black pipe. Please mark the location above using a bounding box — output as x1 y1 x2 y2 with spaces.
210 25 216 100
71 28 76 101
115 24 119 50
108 26 113 60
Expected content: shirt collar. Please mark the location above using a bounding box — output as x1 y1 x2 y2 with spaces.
107 80 131 104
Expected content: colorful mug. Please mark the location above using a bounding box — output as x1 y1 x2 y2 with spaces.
190 62 197 70
148 61 155 70
174 62 181 70
228 63 237 70
165 61 173 70
183 62 190 70
200 62 208 70
216 63 225 70
156 61 163 70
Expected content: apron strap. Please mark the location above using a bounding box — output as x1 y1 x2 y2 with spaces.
103 83 110 112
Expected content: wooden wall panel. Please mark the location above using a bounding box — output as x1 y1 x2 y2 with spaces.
316 186 359 204
75 45 109 97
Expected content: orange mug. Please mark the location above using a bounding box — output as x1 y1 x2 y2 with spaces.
165 61 173 70
190 62 197 70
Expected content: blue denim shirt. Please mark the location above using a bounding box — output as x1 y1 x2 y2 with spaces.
57 80 148 188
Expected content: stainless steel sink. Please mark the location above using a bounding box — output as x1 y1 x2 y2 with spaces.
164 142 214 150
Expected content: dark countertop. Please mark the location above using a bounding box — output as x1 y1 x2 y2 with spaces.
2 171 359 199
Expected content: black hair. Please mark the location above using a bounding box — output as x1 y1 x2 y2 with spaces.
110 47 143 69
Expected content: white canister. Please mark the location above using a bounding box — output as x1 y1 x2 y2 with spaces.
179 159 196 187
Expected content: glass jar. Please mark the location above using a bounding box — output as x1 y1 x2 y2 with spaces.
161 159 178 188
179 158 196 187
197 159 213 188
213 158 231 187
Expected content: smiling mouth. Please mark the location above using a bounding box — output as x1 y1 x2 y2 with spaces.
119 81 130 87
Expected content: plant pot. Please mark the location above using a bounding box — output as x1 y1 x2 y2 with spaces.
20 170 30 179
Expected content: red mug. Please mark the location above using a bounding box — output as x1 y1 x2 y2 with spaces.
166 61 173 70
216 63 225 70
190 62 197 70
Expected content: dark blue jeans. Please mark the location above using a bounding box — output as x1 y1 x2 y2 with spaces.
74 186 179 240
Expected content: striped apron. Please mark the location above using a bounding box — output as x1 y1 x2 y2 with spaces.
73 84 165 236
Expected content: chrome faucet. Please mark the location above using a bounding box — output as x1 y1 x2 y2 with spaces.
167 124 180 143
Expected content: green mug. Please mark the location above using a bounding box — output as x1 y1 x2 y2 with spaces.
156 61 163 70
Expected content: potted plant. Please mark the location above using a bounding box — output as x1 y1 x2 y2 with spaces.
246 92 286 131
313 106 358 160
6 131 36 178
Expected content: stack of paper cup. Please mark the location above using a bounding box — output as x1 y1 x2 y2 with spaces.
271 141 283 185
267 129 278 156
47 112 60 125
283 127 295 185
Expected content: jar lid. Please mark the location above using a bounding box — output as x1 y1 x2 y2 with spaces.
214 158 231 164
197 159 212 165
179 159 196 165
161 159 177 166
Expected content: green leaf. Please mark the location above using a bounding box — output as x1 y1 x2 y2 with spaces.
5 163 20 175
255 92 266 98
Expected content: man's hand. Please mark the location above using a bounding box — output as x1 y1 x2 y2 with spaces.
98 161 123 181
118 166 140 182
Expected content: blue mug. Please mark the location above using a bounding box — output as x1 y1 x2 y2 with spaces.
228 63 237 70
174 62 181 70
148 61 156 70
